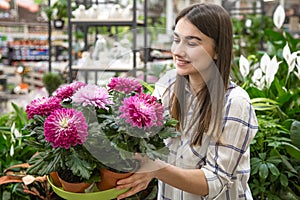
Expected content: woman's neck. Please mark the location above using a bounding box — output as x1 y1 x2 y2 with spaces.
188 75 205 94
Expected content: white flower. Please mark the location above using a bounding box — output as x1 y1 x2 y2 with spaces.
260 53 270 74
252 68 265 89
294 64 300 80
252 68 263 82
239 55 250 79
256 76 266 90
283 43 299 74
283 43 291 62
266 56 281 88
273 5 285 29
259 53 281 88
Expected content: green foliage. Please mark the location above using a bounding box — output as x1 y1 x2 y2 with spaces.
23 114 101 182
0 103 48 199
0 103 34 172
232 15 273 56
233 13 300 199
48 0 68 20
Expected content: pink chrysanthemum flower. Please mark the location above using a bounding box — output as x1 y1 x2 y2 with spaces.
26 96 62 119
71 84 112 109
119 94 164 129
107 77 143 94
44 108 88 149
55 81 86 100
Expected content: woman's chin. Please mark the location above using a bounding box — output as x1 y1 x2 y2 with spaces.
175 67 198 77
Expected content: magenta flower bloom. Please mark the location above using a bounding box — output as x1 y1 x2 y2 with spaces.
26 96 62 119
107 77 143 94
44 108 88 149
71 84 112 109
119 93 164 129
55 81 86 100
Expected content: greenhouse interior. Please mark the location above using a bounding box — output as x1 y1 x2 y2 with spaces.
0 0 299 199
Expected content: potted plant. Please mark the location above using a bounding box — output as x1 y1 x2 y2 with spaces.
85 77 180 190
23 81 101 193
45 0 68 29
23 77 179 197
42 72 64 96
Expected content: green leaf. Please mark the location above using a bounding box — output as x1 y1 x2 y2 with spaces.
251 157 262 175
273 149 298 174
273 78 286 98
66 152 93 180
251 98 279 105
251 157 262 165
246 86 266 98
279 186 300 200
259 163 269 179
258 152 267 160
251 98 279 111
266 162 280 177
290 120 300 149
140 80 154 94
266 156 282 164
279 173 288 187
11 102 27 126
281 142 300 160
0 126 10 131
165 118 179 127
251 103 278 111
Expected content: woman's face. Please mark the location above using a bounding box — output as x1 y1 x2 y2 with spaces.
171 18 217 77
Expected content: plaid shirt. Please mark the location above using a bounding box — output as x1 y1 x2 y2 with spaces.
153 70 258 200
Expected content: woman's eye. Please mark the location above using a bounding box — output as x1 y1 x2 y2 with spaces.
187 41 198 46
173 38 180 43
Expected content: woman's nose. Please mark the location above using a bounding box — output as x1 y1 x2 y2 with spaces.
171 42 186 57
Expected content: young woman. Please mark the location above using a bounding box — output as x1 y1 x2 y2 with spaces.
116 3 258 200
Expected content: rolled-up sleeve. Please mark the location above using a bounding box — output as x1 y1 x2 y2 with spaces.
202 95 258 199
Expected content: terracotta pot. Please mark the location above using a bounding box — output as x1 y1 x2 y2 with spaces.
49 171 62 187
97 168 133 191
58 176 92 193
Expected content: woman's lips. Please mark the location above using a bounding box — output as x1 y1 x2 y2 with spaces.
175 57 191 66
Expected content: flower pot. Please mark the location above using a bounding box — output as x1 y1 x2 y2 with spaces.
58 176 92 193
49 171 62 187
53 19 65 29
97 168 133 191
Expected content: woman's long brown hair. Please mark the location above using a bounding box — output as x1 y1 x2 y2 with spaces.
170 3 233 145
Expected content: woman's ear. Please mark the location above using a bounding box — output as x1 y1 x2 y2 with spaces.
213 52 218 60
213 46 218 60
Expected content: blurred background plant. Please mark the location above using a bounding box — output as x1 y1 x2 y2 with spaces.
233 5 300 199
42 72 64 96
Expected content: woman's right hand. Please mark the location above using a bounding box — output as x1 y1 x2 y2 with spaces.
116 155 169 199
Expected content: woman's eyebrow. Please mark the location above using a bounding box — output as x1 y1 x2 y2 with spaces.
185 36 202 41
173 32 201 41
173 32 179 37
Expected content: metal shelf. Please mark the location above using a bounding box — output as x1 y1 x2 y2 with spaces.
67 0 148 83
70 19 144 26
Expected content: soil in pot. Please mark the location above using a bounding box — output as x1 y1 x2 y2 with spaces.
57 169 92 193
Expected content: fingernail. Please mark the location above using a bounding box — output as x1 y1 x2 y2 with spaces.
116 186 122 190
